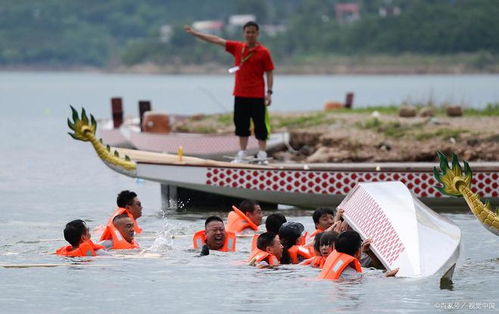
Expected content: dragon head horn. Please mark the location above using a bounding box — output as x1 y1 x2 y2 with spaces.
433 152 472 197
67 106 97 142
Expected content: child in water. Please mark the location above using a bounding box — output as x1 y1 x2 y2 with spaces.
56 219 107 257
319 231 338 259
301 231 338 268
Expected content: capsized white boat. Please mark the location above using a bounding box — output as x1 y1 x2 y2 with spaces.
340 181 461 278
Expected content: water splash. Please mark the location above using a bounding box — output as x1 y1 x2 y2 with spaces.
147 210 180 253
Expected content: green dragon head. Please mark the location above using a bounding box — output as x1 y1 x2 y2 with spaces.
67 106 97 142
433 152 472 197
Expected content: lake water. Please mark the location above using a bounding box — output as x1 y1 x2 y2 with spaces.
1 72 498 313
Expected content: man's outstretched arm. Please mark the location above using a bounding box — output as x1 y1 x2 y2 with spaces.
184 25 226 47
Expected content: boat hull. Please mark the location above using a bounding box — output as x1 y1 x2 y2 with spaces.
120 124 289 159
125 156 499 208
339 182 461 278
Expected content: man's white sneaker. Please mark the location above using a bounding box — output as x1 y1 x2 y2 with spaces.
256 150 267 160
231 150 246 163
256 151 268 165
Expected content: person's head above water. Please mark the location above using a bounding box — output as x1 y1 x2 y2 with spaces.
312 208 335 230
204 216 226 250
239 200 263 226
63 219 90 247
335 230 362 258
117 190 142 219
319 231 339 258
113 214 135 244
257 232 283 261
265 213 287 234
278 221 305 247
313 232 324 256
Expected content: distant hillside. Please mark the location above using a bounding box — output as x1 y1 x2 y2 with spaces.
1 0 498 71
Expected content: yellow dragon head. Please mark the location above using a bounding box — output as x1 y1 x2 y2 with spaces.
67 106 97 141
433 151 472 197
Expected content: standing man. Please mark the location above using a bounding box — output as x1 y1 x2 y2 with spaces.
185 21 274 163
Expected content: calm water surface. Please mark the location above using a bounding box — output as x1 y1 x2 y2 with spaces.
1 72 498 313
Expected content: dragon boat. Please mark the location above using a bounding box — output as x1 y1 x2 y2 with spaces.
118 119 289 159
99 111 289 159
69 107 499 221
68 107 499 278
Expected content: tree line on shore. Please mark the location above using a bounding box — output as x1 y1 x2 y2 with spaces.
1 0 498 68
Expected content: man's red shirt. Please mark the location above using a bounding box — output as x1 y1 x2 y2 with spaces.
225 41 274 98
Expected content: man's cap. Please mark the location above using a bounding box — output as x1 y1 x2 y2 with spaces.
278 222 305 239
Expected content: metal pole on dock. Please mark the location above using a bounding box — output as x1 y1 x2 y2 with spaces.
345 92 354 109
111 97 123 128
139 100 152 131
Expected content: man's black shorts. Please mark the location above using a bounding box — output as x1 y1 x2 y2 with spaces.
233 96 269 141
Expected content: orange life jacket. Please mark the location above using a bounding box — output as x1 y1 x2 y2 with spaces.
192 230 236 252
307 228 324 242
55 240 105 257
303 228 321 253
107 222 140 249
248 248 280 266
318 250 362 280
99 207 142 241
295 232 307 246
226 205 258 233
300 255 326 268
288 245 314 264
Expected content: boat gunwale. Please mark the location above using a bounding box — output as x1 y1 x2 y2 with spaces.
135 160 499 172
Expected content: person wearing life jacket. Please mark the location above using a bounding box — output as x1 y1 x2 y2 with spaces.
56 219 107 257
319 231 338 258
304 231 339 268
99 190 143 242
300 231 324 267
307 207 336 242
248 232 283 267
226 200 263 234
278 222 313 264
193 216 236 252
318 230 364 280
99 214 140 250
251 213 287 251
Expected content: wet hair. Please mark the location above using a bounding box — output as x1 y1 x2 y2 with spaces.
243 21 259 31
205 216 223 228
335 231 362 256
265 213 287 233
256 232 277 251
313 232 324 254
63 219 87 247
239 200 259 215
320 231 339 247
113 213 130 224
312 208 335 225
278 222 304 264
117 190 137 208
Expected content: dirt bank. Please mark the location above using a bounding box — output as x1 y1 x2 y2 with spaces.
173 110 499 163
